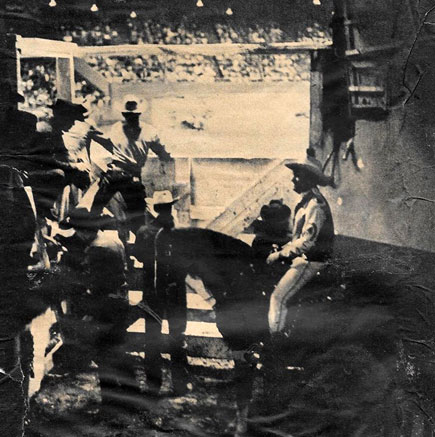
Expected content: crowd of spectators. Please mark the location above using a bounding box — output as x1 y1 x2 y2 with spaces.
18 53 310 124
85 52 310 83
18 19 322 118
59 18 330 46
19 60 57 122
19 60 108 122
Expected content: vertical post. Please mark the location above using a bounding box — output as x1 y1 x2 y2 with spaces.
309 50 323 150
0 33 19 111
56 57 74 101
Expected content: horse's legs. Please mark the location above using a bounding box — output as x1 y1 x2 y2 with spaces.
166 280 189 396
144 313 164 394
233 358 256 436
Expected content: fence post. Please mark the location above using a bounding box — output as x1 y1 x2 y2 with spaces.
56 56 75 101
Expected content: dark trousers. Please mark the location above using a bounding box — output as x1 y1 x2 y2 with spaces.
69 173 146 236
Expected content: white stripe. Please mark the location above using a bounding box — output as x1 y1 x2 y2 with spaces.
127 319 222 338
130 256 143 268
128 290 143 306
24 186 37 219
186 293 215 311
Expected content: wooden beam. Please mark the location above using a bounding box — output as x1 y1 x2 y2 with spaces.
79 41 332 58
74 56 110 95
16 36 78 58
206 160 299 237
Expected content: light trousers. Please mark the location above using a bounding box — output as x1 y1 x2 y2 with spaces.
268 256 325 333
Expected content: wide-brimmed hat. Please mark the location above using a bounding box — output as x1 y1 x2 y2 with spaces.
49 99 88 121
284 150 331 186
260 200 291 222
116 94 148 114
146 190 179 206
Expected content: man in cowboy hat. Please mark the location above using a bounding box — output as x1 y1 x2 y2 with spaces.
80 94 172 236
27 98 91 220
131 190 186 396
265 149 334 335
252 199 292 263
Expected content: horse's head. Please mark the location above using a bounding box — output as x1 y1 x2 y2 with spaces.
156 228 270 349
160 228 257 299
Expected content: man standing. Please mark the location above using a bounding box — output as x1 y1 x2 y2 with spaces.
30 99 90 220
131 190 183 395
266 149 334 335
84 95 172 236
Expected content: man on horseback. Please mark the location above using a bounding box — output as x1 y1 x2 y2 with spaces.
266 149 334 336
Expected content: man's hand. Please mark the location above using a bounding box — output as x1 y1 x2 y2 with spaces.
266 251 280 265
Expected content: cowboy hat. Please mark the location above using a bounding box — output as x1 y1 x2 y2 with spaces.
146 190 179 206
284 149 331 187
115 94 148 114
260 199 291 222
49 99 88 121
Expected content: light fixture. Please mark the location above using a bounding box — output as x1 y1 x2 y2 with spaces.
196 0 204 7
49 0 56 7
130 10 137 18
225 7 233 15
90 3 98 12
313 0 321 4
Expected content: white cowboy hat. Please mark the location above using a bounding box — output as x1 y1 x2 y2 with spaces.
146 190 179 206
114 94 148 114
284 150 332 186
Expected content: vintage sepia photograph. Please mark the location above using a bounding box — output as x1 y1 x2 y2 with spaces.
1 0 435 436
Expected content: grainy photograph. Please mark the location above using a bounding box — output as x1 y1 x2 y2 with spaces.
1 1 435 436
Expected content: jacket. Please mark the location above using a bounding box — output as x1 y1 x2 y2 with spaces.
279 187 334 262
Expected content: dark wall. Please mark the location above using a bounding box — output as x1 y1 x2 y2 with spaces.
316 0 435 253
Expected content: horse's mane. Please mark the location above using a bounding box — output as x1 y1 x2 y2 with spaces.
170 228 254 262
167 228 257 299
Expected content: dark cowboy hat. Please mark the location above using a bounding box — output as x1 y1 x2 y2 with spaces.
284 149 331 186
260 199 291 222
49 99 88 121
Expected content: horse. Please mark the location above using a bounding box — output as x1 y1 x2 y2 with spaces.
152 227 403 436
152 227 271 435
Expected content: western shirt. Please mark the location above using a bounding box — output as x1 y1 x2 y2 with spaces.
279 188 334 262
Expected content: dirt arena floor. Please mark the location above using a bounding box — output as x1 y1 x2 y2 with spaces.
24 268 423 436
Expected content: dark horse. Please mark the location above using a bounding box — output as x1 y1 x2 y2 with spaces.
155 227 403 437
155 227 271 435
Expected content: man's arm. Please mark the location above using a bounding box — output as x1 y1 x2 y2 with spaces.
145 128 172 162
148 139 172 162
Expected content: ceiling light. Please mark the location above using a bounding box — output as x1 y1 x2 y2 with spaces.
196 0 204 7
49 0 56 7
130 11 137 18
226 7 233 15
313 0 321 4
90 3 98 12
